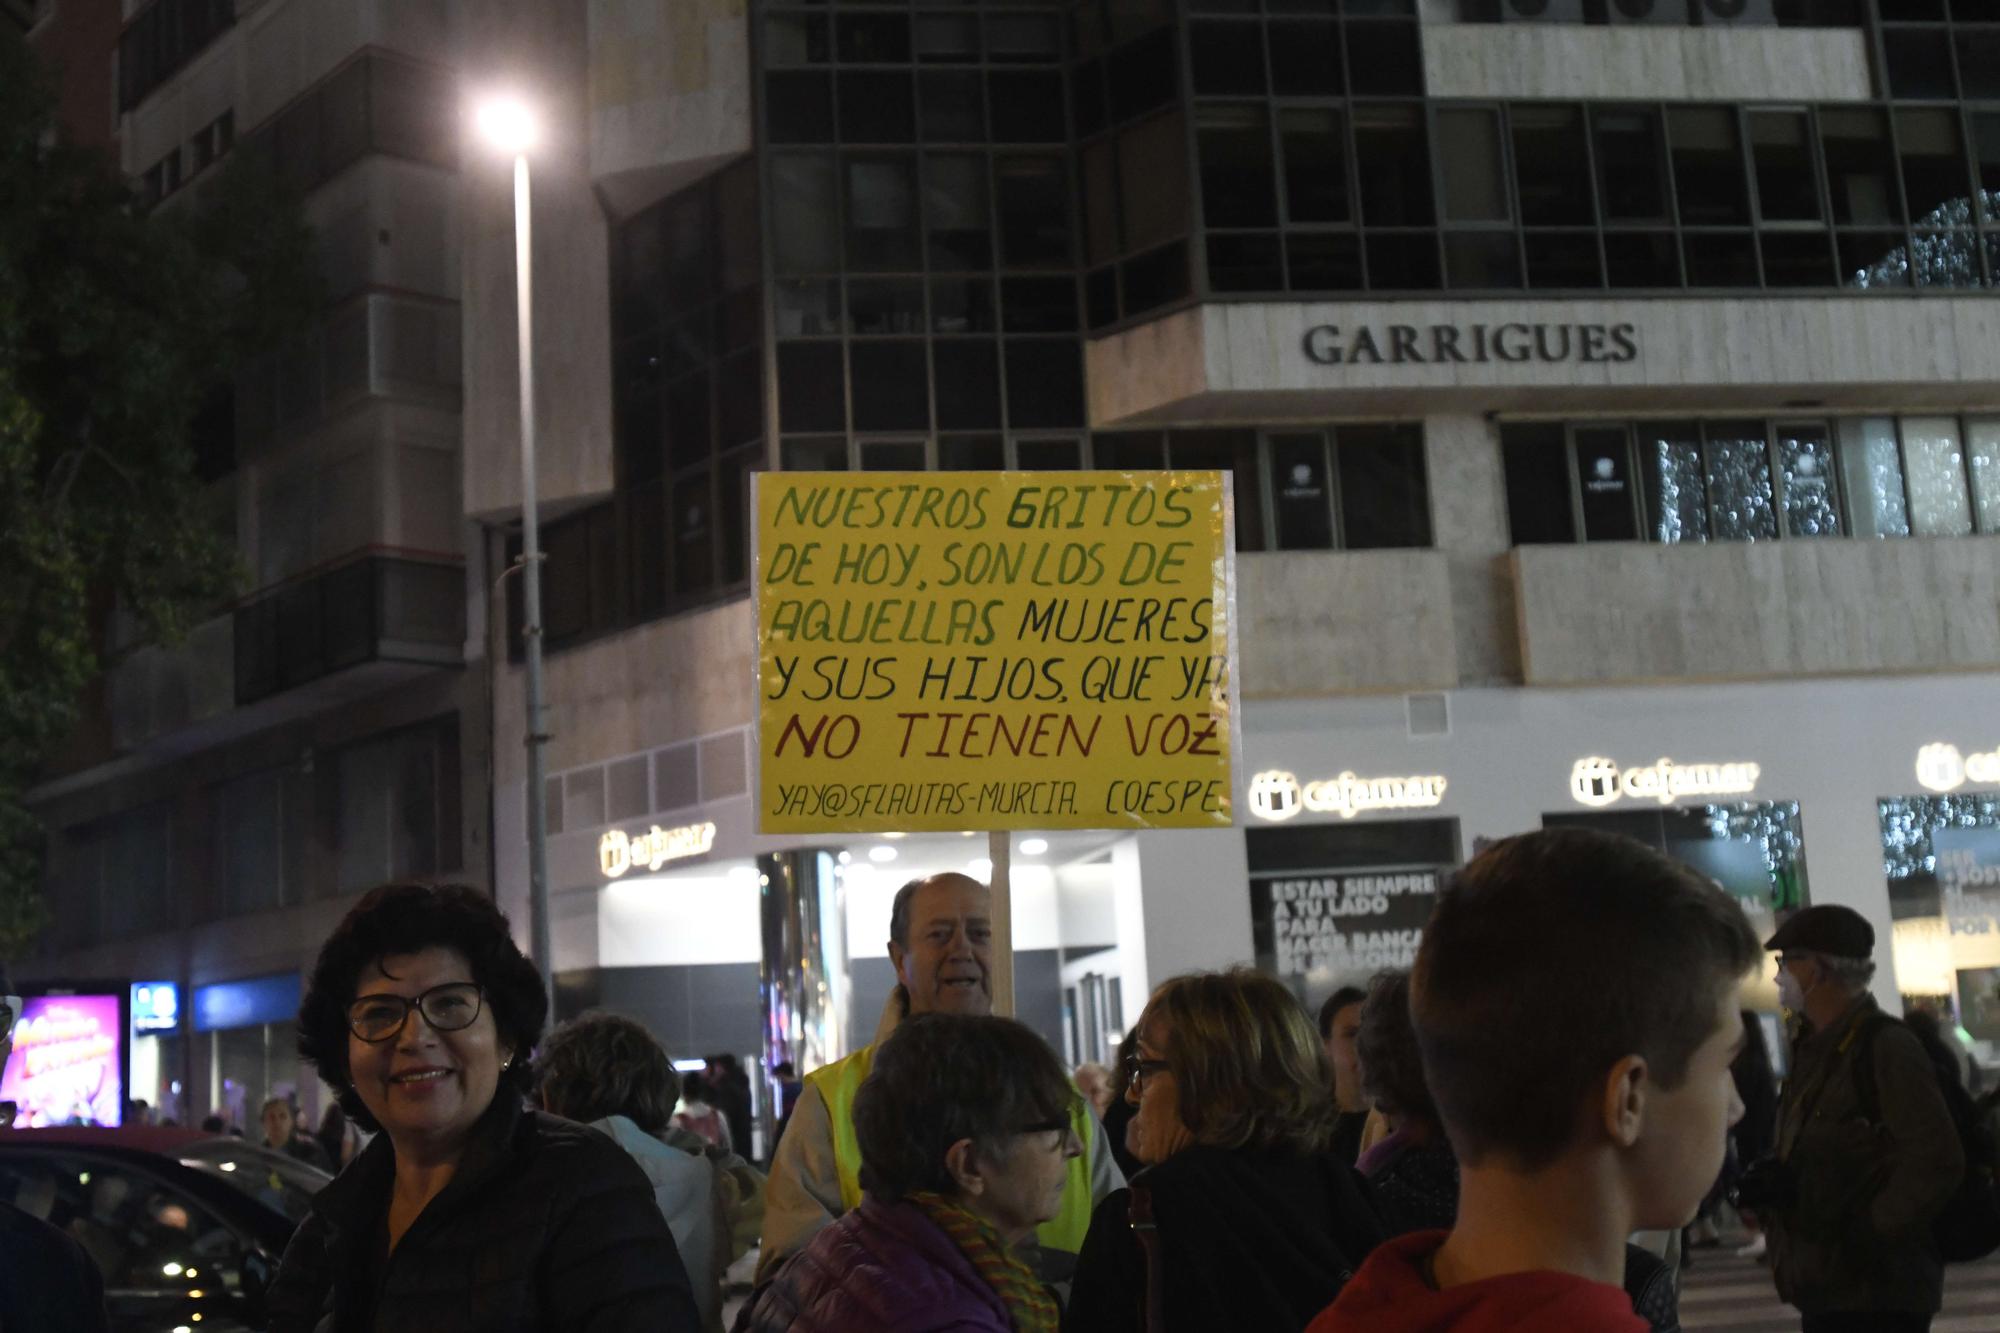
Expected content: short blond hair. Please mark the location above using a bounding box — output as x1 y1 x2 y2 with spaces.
1143 969 1337 1154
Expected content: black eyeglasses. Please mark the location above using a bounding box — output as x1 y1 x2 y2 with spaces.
347 983 484 1043
1125 1055 1171 1089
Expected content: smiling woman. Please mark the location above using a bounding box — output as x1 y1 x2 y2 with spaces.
266 883 700 1333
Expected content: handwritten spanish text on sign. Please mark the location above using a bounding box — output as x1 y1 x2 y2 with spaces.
753 471 1236 833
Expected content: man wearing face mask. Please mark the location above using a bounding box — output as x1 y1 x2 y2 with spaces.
1761 906 1964 1332
757 873 1124 1285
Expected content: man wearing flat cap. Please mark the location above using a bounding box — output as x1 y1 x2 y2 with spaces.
1761 906 1963 1332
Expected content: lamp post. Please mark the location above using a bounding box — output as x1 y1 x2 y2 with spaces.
475 95 555 1006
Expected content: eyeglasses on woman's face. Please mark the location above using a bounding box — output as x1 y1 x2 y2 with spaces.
1124 1054 1171 1092
347 982 485 1043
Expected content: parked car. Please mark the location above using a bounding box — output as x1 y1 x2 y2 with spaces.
0 1126 331 1333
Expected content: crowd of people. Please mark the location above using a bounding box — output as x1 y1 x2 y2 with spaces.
3 826 1995 1332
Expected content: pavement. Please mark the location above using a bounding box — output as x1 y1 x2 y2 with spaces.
1678 1242 2000 1332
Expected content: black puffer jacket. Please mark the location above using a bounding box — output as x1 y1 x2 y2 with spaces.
267 1093 698 1333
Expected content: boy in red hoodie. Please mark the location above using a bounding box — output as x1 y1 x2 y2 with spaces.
1311 828 1761 1333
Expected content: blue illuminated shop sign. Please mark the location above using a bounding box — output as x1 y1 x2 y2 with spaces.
192 973 301 1033
131 981 181 1033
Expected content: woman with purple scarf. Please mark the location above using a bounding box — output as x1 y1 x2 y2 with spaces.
743 1013 1079 1333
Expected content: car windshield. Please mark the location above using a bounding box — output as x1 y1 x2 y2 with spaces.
176 1139 329 1224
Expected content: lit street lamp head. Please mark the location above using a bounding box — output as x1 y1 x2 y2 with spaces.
473 96 539 154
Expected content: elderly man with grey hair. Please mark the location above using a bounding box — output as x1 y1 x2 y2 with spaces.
757 872 1123 1285
1760 905 1964 1333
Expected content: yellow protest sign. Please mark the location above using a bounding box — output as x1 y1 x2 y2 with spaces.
753 471 1236 834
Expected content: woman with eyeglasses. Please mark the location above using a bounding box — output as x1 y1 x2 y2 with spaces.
266 882 698 1333
742 1012 1080 1333
1064 969 1386 1333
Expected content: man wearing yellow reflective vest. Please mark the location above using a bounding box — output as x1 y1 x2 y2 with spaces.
758 872 1125 1285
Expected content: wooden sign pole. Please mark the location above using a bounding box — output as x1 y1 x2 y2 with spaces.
988 829 1014 1018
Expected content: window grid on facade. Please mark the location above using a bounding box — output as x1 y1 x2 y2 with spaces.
1455 0 1863 26
1069 3 2000 326
1500 415 2000 546
760 1 1090 456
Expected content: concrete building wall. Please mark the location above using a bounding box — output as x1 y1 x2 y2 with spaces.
460 0 616 519
1237 552 1460 696
1514 536 2000 686
587 0 752 220
1421 26 1876 103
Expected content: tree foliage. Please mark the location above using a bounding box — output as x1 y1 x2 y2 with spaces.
0 31 318 958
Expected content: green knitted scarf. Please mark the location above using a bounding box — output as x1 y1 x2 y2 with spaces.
907 1190 1060 1333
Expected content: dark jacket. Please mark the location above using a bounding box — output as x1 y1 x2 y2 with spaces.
0 1199 109 1333
1063 1144 1385 1333
742 1195 1013 1333
1768 997 1965 1316
1359 1133 1459 1237
266 1093 699 1333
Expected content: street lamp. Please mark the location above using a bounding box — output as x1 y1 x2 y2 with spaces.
474 94 554 1006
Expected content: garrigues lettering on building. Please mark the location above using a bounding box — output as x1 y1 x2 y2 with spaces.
1302 322 1640 368
753 471 1237 834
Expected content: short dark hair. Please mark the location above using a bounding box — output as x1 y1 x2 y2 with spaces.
1318 986 1368 1041
1355 971 1437 1131
1414 829 1759 1169
1144 969 1337 1155
535 1011 681 1134
297 882 548 1133
853 1013 1077 1202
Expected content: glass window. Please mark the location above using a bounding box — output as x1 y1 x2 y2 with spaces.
1337 425 1431 549
1748 111 1822 223
1107 27 1179 124
990 71 1066 143
924 155 991 270
1004 340 1084 429
1355 105 1432 226
772 155 839 274
1345 21 1422 97
839 71 916 143
1190 20 1268 95
1197 105 1279 228
774 279 842 337
1683 232 1760 287
1835 417 1911 538
847 156 920 270
1960 31 2000 101
1524 231 1600 289
334 721 452 892
1208 233 1284 291
1573 427 1639 542
995 155 1070 267
1603 232 1681 287
766 14 830 66
1448 234 1523 288
1898 109 1969 228
1901 416 1974 537
1967 420 2000 534
920 72 985 141
781 436 850 471
847 279 925 336
1280 109 1348 223
1122 241 1192 314
932 276 997 333
1595 109 1670 223
939 435 1005 470
1082 138 1119 267
1669 108 1750 226
1775 422 1841 537
776 342 846 433
1974 114 2000 226
838 12 909 63
860 441 928 471
850 341 930 431
1269 21 1342 96
767 72 834 144
987 14 1060 63
1093 432 1165 470
1002 277 1077 332
1438 109 1510 223
1511 105 1592 226
1883 28 1956 101
1269 433 1336 551
1761 232 1833 287
672 471 714 596
1015 438 1084 470
933 340 1002 428
1288 233 1363 290
1702 422 1778 541
1819 108 1898 226
1638 422 1709 544
1120 112 1191 252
